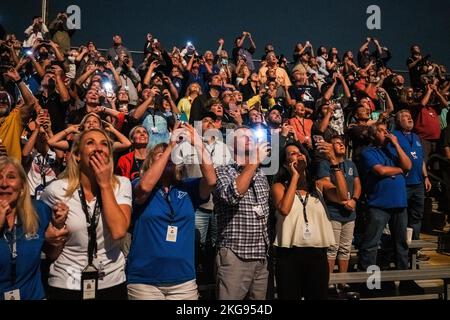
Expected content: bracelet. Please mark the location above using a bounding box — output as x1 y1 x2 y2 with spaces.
331 168 342 173
352 197 359 202
330 163 340 169
14 79 23 85
424 176 429 179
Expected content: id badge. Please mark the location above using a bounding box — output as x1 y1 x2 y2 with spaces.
166 225 178 242
4 289 20 300
253 205 264 219
35 184 45 200
81 265 98 300
303 224 312 240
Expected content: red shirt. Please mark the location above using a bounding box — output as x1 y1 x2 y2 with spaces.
116 151 137 180
413 105 441 140
354 79 376 111
289 117 313 144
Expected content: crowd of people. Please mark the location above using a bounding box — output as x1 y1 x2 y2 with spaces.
0 13 449 300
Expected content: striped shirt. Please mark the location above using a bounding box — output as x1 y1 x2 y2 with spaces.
213 163 270 260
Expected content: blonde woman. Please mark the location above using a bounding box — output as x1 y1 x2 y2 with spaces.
126 124 216 300
0 157 68 300
177 83 202 122
40 129 132 300
47 113 132 153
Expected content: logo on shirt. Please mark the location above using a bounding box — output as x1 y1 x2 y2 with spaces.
348 168 354 176
416 141 422 147
178 191 188 199
25 233 39 240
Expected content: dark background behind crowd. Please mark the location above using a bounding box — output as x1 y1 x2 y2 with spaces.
3 0 450 71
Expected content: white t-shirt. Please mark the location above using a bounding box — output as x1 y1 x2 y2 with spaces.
40 176 132 290
27 149 58 199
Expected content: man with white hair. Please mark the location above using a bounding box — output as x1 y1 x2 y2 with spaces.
391 109 432 260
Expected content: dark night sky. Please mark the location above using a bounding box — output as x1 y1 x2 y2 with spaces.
2 0 449 70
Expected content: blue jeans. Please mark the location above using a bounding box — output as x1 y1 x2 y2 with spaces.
195 208 217 247
407 184 425 240
359 207 408 270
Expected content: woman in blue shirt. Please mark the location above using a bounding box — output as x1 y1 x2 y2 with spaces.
0 157 68 300
127 124 216 300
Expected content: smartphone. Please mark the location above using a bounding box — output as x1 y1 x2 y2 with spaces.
313 135 324 144
40 109 48 117
229 103 238 113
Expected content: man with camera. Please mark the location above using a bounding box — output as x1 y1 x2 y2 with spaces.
35 64 70 134
23 16 49 49
215 38 236 78
49 12 74 54
406 45 439 89
116 53 141 107
107 35 132 67
412 83 448 163
189 74 223 124
232 31 256 71
358 37 391 70
213 126 271 300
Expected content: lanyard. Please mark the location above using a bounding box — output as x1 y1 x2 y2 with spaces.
78 187 102 266
162 189 176 225
3 216 18 286
297 192 310 224
38 153 49 186
149 109 157 129
207 142 216 158
297 117 307 136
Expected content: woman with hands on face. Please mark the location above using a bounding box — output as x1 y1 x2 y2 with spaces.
40 128 132 300
0 157 68 300
271 141 349 300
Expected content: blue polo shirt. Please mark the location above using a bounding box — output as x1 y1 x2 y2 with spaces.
361 145 407 209
317 159 359 222
0 200 51 300
390 129 424 186
127 178 207 285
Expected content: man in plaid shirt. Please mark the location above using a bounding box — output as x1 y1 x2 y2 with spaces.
213 126 271 300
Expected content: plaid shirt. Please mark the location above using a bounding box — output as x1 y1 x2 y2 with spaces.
213 162 270 260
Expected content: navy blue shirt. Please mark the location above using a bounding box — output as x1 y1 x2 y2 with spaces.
0 200 51 300
361 145 407 209
127 178 207 285
391 129 424 186
317 159 359 222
